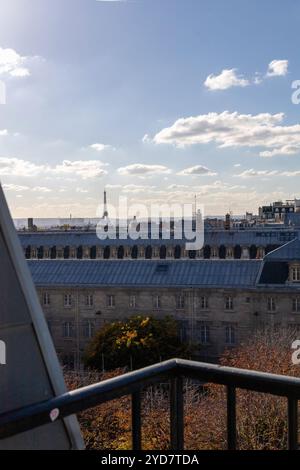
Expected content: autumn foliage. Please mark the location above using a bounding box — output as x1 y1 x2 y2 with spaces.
65 328 300 450
83 315 193 371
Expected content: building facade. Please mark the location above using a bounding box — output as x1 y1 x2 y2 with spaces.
20 228 298 261
28 238 300 369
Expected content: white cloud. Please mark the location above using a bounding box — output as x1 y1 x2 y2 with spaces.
3 183 29 192
117 163 171 176
53 160 108 179
32 186 52 193
2 183 52 192
76 188 89 193
0 129 8 136
204 69 249 90
177 165 217 176
166 184 190 190
89 143 114 152
0 157 46 177
266 59 288 77
10 67 30 77
122 184 156 193
153 111 300 157
204 61 288 91
0 157 108 179
105 184 122 189
235 168 300 178
142 134 151 143
234 169 278 178
0 47 31 78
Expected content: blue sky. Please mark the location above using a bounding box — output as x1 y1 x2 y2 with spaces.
0 0 300 217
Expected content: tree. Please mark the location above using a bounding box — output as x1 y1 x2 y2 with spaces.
84 315 193 371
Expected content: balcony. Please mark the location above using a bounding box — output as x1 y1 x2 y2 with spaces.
0 358 299 450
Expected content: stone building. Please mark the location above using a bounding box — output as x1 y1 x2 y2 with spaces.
20 227 298 261
28 238 300 369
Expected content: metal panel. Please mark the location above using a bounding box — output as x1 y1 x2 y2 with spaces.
28 259 262 288
0 185 84 449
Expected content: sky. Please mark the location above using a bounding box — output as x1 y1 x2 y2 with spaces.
0 0 300 218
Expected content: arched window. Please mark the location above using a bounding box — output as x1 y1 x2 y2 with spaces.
38 246 44 259
64 246 70 259
90 245 96 259
117 245 124 259
103 245 110 259
145 245 152 259
249 244 257 259
159 245 166 259
50 246 57 259
234 245 241 259
174 245 181 259
219 244 226 259
25 245 31 259
76 245 83 259
131 245 138 259
203 245 211 259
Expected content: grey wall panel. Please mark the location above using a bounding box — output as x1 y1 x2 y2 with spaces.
0 186 84 449
0 230 30 326
0 324 54 413
0 422 70 450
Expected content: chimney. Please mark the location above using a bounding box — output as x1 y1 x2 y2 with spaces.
28 218 34 231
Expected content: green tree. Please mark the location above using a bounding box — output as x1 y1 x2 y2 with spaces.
84 315 192 371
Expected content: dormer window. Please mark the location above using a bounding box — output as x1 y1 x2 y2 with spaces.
290 264 300 282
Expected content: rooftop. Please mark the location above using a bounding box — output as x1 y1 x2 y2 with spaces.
264 237 300 261
28 259 262 288
19 228 299 247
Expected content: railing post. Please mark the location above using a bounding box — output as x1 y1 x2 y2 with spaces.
227 385 237 450
170 375 184 450
132 391 142 450
288 397 298 450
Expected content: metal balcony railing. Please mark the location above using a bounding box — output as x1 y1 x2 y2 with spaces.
0 358 299 450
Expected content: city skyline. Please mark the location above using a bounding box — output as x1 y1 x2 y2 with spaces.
0 0 300 217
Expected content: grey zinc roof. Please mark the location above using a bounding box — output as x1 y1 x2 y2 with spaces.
27 259 262 288
264 237 300 261
18 229 299 248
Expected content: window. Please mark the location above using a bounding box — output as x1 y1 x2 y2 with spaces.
43 292 50 306
62 322 73 338
199 324 210 344
64 294 72 308
129 295 136 308
292 298 300 313
176 295 185 309
153 295 161 309
225 296 234 311
200 296 209 310
83 321 95 338
85 294 94 307
267 297 276 312
225 325 235 345
291 266 300 282
107 295 115 308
